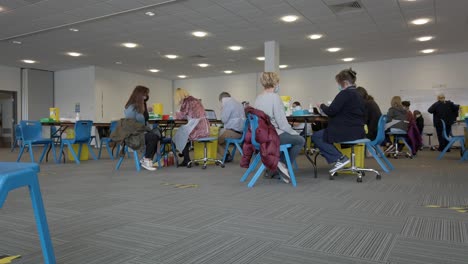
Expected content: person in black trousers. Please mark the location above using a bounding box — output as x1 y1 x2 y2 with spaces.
312 68 366 174
428 94 460 151
356 87 382 141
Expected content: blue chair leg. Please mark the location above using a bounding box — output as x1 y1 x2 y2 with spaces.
87 143 98 160
77 144 83 160
29 174 57 264
222 142 232 163
133 151 141 172
366 143 390 173
67 143 80 164
105 143 114 160
17 144 26 162
29 144 35 163
241 153 261 182
247 164 266 188
231 145 237 157
38 143 49 163
282 149 297 187
235 143 244 156
375 144 394 170
115 156 124 170
438 139 455 160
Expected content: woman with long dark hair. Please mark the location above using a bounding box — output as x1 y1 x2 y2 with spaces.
124 85 159 171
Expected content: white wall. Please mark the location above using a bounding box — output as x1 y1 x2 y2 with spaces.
54 66 96 120
95 67 173 122
174 73 259 116
0 65 21 122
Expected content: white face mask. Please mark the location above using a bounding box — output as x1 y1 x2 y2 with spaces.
294 106 302 111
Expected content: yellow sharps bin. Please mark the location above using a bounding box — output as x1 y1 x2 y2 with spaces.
193 126 219 164
66 129 89 161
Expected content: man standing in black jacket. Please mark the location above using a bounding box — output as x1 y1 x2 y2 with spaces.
428 94 460 151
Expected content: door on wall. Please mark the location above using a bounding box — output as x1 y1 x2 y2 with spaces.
0 91 17 148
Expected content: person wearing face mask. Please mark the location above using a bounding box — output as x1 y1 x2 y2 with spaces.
254 72 305 183
124 85 160 171
312 68 365 173
291 101 312 136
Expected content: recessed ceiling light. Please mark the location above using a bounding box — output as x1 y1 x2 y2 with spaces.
256 56 265 61
145 11 155 16
224 70 233 74
279 65 288 69
192 31 208 38
178 75 187 78
22 59 37 64
67 52 82 57
165 54 179 59
416 36 433 42
122 42 138 48
11 40 22 44
228 45 243 51
198 63 210 68
148 69 159 73
69 28 79 32
327 47 342 52
342 58 355 62
115 61 123 64
308 34 323 40
421 48 436 54
281 15 298 22
411 18 430 25
0 6 4 12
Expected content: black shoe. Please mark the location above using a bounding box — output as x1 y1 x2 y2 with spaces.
179 160 190 167
225 154 234 163
178 153 184 158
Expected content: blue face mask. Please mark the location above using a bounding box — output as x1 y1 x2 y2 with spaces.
337 85 343 91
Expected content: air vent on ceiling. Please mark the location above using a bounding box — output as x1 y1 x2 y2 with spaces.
328 1 363 14
189 55 207 59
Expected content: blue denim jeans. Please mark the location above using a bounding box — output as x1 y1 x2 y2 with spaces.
311 129 342 164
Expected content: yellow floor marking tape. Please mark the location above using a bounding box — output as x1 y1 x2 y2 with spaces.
161 183 199 189
425 205 441 208
0 255 21 264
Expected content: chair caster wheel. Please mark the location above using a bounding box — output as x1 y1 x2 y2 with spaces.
202 165 207 169
220 164 225 168
357 177 363 183
376 174 382 180
361 172 366 177
329 175 335 180
194 162 199 166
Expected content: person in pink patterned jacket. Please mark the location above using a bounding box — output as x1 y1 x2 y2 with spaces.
174 88 210 166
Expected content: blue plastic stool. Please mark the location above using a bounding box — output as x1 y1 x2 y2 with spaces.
0 162 56 264
115 146 141 172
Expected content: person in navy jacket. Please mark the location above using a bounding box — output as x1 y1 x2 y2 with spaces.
312 68 366 174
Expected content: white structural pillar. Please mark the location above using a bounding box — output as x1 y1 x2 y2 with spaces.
264 40 279 73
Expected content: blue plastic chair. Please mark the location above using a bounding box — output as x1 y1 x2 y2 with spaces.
98 121 118 160
365 115 394 173
58 120 97 164
115 145 141 172
240 114 297 187
10 124 23 152
222 119 248 163
0 162 56 264
17 121 57 163
438 119 465 160
386 127 413 159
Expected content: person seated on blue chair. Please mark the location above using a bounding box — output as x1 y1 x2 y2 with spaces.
384 96 409 152
312 68 365 174
174 88 210 167
356 87 382 141
254 72 305 183
217 92 245 163
124 85 160 171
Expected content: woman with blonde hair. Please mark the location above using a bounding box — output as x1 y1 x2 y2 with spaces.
173 88 210 166
254 72 305 183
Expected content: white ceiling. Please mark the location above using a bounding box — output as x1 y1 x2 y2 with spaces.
0 0 467 79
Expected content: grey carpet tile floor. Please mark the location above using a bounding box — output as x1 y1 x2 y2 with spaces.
1 147 468 263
